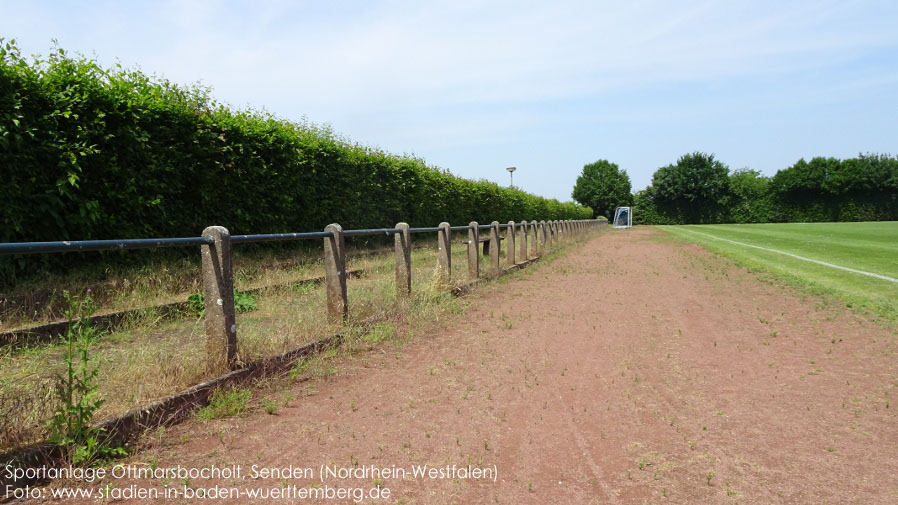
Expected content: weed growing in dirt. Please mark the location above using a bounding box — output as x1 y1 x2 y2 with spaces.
289 358 311 378
48 290 126 466
197 387 252 420
261 398 279 415
363 322 397 344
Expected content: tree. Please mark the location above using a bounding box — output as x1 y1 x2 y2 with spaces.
651 152 730 223
728 168 771 223
571 159 633 219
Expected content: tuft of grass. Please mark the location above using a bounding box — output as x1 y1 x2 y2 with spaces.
197 387 252 420
362 322 397 344
261 397 279 415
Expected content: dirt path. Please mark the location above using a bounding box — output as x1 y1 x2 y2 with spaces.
53 228 898 504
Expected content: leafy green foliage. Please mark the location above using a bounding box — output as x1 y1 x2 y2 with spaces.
769 154 898 222
187 289 257 317
634 152 898 224
187 292 205 316
571 159 632 219
728 169 772 223
0 40 591 284
49 290 126 466
650 152 731 224
234 290 257 313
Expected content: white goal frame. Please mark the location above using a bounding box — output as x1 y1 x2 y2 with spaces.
612 207 632 229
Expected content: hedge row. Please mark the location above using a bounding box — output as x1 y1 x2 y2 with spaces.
0 42 590 279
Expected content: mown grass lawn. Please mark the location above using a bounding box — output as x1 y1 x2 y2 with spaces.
660 222 898 320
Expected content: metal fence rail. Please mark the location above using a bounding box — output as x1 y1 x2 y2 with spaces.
0 237 213 256
0 218 607 371
231 231 333 244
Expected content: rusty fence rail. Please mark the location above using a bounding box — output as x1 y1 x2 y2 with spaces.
0 218 606 371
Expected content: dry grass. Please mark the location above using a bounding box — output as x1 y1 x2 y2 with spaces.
0 244 391 331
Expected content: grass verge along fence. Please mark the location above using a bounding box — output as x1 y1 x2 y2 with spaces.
1 218 606 372
0 217 605 483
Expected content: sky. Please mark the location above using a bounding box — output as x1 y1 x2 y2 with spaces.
2 0 897 201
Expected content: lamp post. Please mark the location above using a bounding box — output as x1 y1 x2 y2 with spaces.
506 166 516 188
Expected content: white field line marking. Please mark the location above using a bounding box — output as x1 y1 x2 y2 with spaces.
676 228 898 284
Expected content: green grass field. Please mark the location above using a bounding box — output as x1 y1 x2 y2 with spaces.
659 222 898 321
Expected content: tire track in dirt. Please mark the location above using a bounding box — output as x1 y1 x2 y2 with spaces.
56 228 898 504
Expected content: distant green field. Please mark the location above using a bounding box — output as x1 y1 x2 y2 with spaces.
659 222 898 320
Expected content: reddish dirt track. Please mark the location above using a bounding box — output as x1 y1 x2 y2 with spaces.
48 227 898 504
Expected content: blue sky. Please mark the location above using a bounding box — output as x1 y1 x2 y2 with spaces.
2 0 896 201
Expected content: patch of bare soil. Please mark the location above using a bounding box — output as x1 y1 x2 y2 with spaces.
47 228 898 504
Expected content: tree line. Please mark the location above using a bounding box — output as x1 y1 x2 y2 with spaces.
572 153 898 225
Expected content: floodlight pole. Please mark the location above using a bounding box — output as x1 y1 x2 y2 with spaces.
506 166 516 188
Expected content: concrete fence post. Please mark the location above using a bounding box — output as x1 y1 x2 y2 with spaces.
324 223 348 321
506 221 516 266
489 221 501 276
520 220 529 261
531 220 539 257
394 222 411 298
540 220 547 252
201 226 237 371
535 221 544 256
467 221 479 279
437 222 451 284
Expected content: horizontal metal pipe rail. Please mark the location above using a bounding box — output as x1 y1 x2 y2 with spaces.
231 231 333 243
342 228 402 237
0 237 213 256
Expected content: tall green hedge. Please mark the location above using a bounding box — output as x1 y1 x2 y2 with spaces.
0 42 590 278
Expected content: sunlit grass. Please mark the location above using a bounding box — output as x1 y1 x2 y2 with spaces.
660 222 898 320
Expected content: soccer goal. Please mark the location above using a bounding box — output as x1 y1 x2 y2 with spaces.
612 207 632 229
